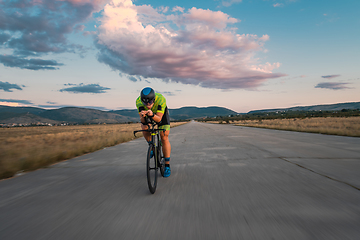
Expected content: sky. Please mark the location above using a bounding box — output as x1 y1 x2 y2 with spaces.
0 0 359 113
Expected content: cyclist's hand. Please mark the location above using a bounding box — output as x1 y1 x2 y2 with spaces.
140 110 147 118
147 110 154 117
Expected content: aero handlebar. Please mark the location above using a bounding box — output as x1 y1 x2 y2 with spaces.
133 120 165 137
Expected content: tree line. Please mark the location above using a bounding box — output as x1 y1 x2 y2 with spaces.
198 109 360 123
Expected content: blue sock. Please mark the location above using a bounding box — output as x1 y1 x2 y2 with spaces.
165 158 170 167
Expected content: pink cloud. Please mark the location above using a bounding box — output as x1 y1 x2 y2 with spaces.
184 7 238 29
96 0 286 89
273 3 284 7
32 0 108 9
60 0 108 8
172 6 185 13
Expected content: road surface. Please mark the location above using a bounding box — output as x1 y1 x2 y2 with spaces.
1 121 360 239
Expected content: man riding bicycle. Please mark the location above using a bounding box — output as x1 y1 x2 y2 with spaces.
136 87 171 177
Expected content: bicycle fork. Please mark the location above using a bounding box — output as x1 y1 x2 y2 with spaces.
151 132 158 168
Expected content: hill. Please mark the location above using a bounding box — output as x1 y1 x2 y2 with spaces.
0 107 135 125
111 106 237 120
1 101 359 126
0 106 46 115
0 106 237 125
109 109 139 119
0 113 60 125
169 106 237 119
38 107 133 124
248 102 360 113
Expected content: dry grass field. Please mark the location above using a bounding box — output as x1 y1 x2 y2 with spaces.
233 117 360 137
0 122 187 180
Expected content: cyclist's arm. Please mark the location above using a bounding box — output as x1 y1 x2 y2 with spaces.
138 110 162 124
138 105 148 124
147 111 163 123
148 94 166 123
146 110 164 123
139 111 147 124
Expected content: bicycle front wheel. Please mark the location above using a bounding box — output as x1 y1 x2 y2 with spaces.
147 144 158 194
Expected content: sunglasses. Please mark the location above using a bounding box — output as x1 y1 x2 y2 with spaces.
142 99 154 105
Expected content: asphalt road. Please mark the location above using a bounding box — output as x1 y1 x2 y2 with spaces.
1 121 360 240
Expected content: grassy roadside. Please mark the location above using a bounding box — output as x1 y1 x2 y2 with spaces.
0 122 187 180
232 117 360 137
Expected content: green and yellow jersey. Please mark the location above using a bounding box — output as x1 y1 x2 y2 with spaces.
136 92 170 130
136 92 167 114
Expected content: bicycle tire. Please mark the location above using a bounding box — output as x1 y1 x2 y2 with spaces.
157 136 165 177
159 146 165 177
147 144 157 194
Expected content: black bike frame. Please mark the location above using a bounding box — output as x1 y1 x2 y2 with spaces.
134 120 166 193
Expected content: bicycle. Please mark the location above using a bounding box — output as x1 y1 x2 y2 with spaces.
134 119 165 194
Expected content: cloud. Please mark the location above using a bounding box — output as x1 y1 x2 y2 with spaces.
172 6 185 13
0 99 33 104
218 0 243 7
321 75 340 79
59 83 111 93
277 75 306 82
96 0 286 89
128 76 142 82
315 82 351 90
317 13 340 26
0 33 11 44
0 0 106 70
0 81 23 92
0 55 63 70
182 7 239 29
273 3 284 7
158 91 176 96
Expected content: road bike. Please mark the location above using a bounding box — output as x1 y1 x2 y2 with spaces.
134 120 165 194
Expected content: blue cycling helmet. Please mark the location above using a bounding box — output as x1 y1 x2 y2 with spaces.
140 87 155 104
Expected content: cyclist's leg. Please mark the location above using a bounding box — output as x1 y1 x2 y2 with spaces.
160 125 171 177
142 124 155 158
159 126 171 159
141 123 151 142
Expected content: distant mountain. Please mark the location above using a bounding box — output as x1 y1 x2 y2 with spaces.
248 102 360 113
0 106 237 125
0 113 60 125
38 107 134 124
169 106 237 119
0 106 46 115
0 107 135 124
111 106 238 120
0 106 56 125
1 101 358 125
109 109 139 119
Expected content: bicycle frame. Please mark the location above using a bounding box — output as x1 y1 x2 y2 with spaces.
133 120 165 145
134 120 166 193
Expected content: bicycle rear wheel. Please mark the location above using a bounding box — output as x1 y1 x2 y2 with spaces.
158 145 165 177
156 135 165 177
147 144 158 194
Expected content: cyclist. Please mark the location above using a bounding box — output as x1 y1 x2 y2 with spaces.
136 87 171 177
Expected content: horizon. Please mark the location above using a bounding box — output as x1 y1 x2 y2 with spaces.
2 100 359 114
1 0 359 112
